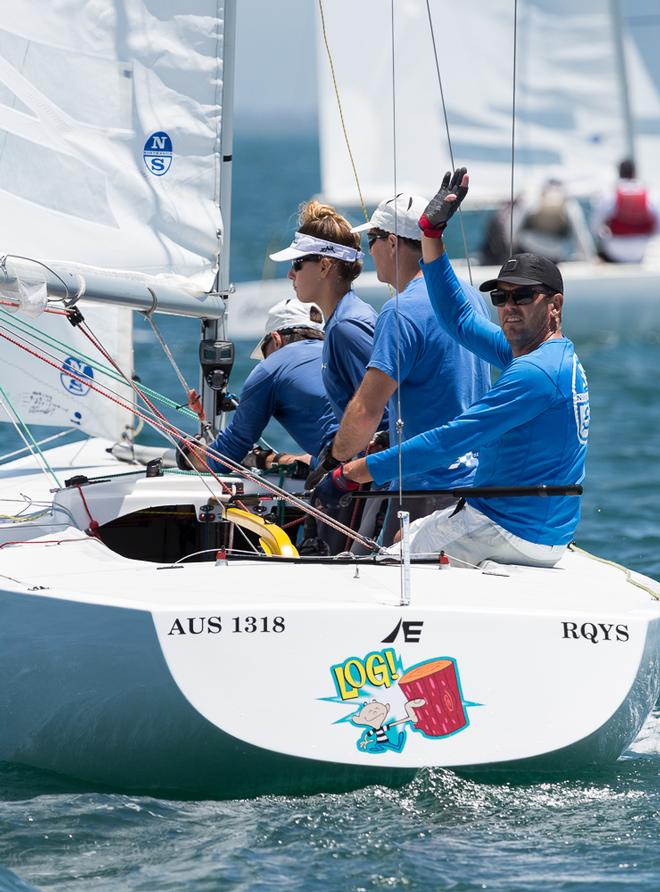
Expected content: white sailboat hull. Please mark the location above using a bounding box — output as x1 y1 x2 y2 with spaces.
0 442 658 798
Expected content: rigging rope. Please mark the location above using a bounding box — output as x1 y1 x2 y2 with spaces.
0 308 198 421
0 385 62 488
144 312 211 437
510 0 519 253
569 544 660 601
424 0 474 284
389 1 404 513
0 324 378 551
318 0 369 222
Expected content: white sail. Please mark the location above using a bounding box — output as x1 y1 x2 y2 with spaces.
317 0 638 207
625 13 660 195
0 303 133 441
0 1 225 289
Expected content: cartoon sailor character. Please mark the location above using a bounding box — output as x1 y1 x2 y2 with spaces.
351 698 425 754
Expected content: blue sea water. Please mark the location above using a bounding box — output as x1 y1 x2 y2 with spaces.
0 130 659 891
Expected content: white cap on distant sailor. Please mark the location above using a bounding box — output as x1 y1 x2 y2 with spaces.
269 231 364 263
250 297 324 359
351 193 429 241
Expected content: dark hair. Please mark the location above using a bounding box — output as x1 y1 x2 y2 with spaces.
397 235 422 254
277 327 325 345
297 199 362 284
619 158 636 179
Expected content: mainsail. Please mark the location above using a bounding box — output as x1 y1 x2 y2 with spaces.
0 2 228 441
0 1 224 286
317 0 660 207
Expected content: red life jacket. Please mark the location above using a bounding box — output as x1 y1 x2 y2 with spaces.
606 186 656 236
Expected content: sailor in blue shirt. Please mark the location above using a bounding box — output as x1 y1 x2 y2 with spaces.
269 200 385 429
338 168 589 568
199 298 337 472
316 192 490 543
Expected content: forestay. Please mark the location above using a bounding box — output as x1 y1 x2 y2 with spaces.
317 0 659 207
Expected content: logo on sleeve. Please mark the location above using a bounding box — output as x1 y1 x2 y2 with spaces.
572 356 589 445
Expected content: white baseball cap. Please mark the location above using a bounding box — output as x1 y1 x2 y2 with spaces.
351 193 429 241
250 297 324 359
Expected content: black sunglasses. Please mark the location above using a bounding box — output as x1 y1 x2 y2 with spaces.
367 230 390 249
291 255 321 272
490 286 550 307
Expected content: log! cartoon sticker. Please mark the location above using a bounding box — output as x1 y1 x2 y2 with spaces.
323 649 477 755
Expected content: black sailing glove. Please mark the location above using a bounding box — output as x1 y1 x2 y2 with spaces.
305 441 341 490
418 167 469 238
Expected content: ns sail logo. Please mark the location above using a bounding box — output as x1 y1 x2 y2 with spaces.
143 131 173 176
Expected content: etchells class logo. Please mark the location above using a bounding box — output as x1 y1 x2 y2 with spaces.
60 357 93 396
143 131 173 176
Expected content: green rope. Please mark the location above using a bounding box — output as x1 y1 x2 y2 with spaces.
0 384 62 488
0 309 197 419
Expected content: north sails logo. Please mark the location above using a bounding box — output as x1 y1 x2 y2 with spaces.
381 618 424 644
143 131 173 176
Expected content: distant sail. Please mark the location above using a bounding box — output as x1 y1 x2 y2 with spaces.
0 2 225 290
317 0 658 207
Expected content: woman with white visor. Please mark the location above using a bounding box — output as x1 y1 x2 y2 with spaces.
270 200 388 551
270 201 385 428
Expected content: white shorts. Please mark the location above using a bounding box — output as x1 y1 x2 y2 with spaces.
385 502 566 568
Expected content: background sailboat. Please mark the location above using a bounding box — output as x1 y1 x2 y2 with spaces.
235 0 660 337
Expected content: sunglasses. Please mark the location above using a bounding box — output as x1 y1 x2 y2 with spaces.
291 256 321 272
367 230 389 249
490 286 551 307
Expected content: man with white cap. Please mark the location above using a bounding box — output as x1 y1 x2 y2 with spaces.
312 192 491 543
185 297 337 472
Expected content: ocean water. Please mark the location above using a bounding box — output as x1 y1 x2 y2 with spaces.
0 131 659 891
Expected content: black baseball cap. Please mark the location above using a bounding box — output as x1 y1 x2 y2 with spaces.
479 253 564 294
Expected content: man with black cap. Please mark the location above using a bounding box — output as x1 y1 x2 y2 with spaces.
336 168 589 568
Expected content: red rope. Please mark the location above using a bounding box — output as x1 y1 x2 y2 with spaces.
0 327 377 549
76 484 100 537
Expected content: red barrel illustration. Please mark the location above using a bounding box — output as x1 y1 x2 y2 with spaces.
399 658 467 737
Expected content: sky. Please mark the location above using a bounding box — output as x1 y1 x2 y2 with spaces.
233 0 318 129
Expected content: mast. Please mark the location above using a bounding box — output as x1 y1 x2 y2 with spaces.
610 0 635 164
201 0 237 432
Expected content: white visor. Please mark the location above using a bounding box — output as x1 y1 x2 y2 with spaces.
269 232 364 263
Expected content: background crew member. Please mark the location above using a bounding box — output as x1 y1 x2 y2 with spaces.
591 158 659 263
187 297 336 472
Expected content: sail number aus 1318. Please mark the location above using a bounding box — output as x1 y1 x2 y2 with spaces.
167 616 285 635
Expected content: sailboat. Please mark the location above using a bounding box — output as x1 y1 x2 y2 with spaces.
236 0 660 338
0 1 658 801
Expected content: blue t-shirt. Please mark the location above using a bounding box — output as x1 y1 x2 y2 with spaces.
366 253 589 546
322 290 386 431
367 275 491 489
207 339 337 468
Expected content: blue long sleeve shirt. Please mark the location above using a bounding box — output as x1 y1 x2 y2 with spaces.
322 290 387 431
207 339 337 468
367 275 491 489
366 253 589 545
